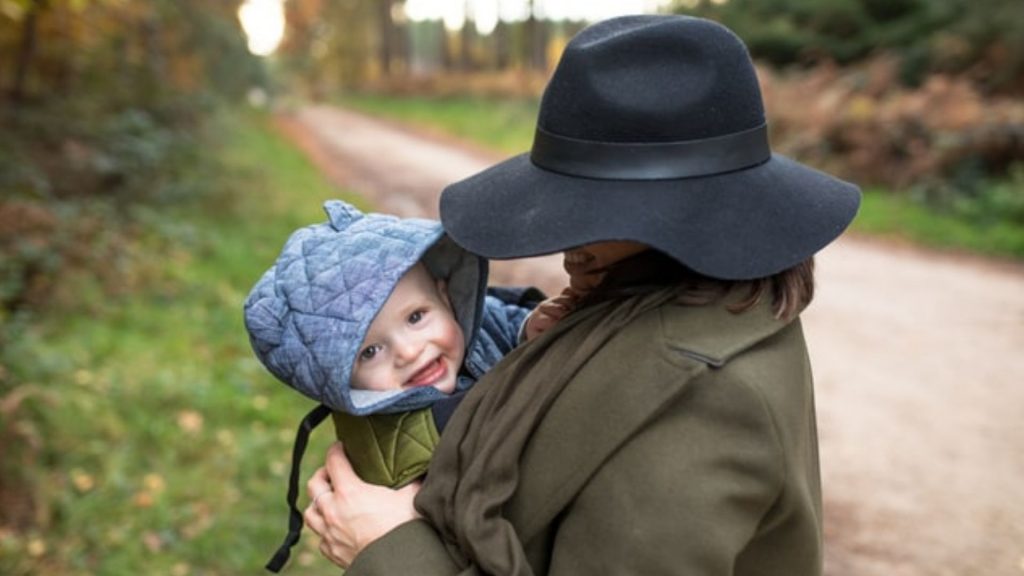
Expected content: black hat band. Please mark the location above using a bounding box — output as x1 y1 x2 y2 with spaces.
530 123 771 181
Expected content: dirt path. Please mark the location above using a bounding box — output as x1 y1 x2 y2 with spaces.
277 104 1024 576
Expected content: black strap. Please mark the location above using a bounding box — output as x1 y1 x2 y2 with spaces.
430 389 468 433
265 404 332 573
530 123 771 180
485 285 548 309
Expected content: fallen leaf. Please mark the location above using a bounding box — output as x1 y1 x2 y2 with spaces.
27 538 46 557
143 473 165 493
133 491 154 508
70 469 95 493
176 410 204 434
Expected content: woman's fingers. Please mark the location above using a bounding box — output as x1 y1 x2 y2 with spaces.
304 498 327 535
524 286 587 341
304 466 331 536
306 466 332 502
303 441 423 568
322 442 366 505
524 308 556 340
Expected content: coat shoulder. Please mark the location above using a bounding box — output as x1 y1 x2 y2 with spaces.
657 296 799 368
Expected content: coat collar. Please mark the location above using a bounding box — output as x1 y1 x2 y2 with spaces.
661 290 795 367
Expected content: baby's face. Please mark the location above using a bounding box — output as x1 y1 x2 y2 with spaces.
351 264 465 396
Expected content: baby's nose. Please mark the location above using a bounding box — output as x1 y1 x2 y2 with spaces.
393 336 423 365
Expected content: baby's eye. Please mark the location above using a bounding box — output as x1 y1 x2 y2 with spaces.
359 344 382 361
408 309 426 324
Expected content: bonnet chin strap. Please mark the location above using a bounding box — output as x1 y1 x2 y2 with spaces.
265 403 332 573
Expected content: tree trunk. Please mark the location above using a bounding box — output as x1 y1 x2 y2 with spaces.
441 22 453 72
376 0 393 77
54 2 74 94
495 21 510 70
11 0 46 103
460 14 474 71
525 0 546 72
393 2 408 76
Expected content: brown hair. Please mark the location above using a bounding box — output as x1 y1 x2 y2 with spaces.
587 250 815 321
727 257 815 321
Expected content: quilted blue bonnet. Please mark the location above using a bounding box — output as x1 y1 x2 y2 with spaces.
244 200 486 415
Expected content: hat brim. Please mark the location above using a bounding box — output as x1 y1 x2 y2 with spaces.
440 153 861 280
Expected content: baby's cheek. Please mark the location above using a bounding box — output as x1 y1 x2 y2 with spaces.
449 327 467 359
450 329 468 367
351 366 380 391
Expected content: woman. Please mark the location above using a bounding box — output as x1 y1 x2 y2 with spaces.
303 14 860 576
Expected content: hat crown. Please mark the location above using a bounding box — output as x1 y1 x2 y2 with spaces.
539 15 765 143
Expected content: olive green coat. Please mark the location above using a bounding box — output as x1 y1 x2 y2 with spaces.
348 295 823 576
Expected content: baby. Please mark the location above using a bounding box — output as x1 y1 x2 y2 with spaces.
244 200 544 571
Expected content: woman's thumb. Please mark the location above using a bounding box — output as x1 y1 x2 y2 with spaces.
324 441 360 485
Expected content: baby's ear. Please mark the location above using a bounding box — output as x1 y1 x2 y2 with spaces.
323 200 363 231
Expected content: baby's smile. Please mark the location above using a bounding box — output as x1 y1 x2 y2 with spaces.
405 357 448 389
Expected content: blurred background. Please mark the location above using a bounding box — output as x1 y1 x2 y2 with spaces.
1 1 1022 574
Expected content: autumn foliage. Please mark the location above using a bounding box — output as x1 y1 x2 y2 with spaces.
761 57 1024 193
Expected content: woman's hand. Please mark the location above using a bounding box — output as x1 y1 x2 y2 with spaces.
304 442 422 568
523 287 582 341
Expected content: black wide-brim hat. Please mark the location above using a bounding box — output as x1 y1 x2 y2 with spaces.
441 15 861 280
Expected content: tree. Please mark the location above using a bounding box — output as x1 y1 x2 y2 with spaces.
524 0 547 71
672 0 1024 93
376 0 395 75
9 0 45 102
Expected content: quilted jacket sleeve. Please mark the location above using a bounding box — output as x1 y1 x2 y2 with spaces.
465 288 545 376
483 286 545 349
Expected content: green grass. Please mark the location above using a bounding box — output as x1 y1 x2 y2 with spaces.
340 93 539 155
0 112 355 575
339 93 1024 261
852 187 1024 259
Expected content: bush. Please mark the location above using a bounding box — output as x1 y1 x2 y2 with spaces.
678 0 1024 94
948 163 1024 226
760 57 1024 200
0 92 221 317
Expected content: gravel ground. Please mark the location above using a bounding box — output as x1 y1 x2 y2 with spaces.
277 104 1024 576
